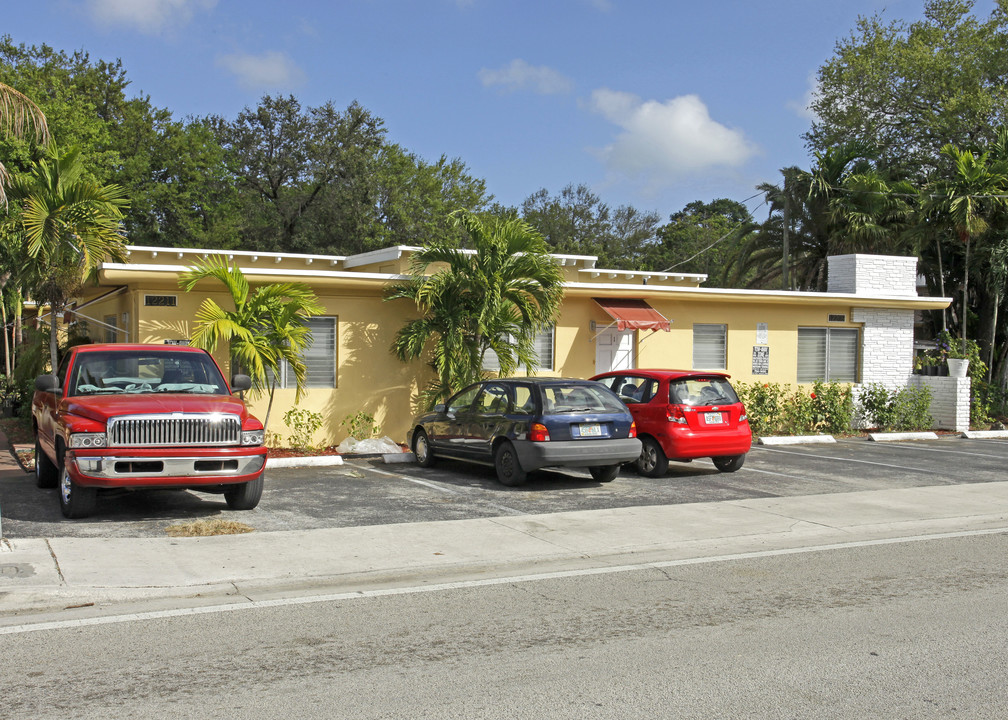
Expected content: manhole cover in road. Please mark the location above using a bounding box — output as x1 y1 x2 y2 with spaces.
0 563 35 578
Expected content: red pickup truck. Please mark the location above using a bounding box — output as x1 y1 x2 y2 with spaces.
32 343 268 518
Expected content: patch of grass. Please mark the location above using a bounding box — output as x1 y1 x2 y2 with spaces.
165 518 255 537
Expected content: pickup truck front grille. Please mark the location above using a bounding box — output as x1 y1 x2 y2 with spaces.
107 414 242 447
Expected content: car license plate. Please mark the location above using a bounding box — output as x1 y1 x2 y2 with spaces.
704 412 724 425
578 423 602 437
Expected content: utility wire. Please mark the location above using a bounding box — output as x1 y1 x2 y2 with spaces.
660 191 766 273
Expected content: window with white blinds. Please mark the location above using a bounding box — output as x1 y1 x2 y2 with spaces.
272 317 337 389
483 326 555 373
797 327 858 382
692 324 727 370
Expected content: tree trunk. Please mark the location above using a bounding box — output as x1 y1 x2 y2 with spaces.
936 238 946 329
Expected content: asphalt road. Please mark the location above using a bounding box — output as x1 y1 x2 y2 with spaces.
2 436 1006 539
3 530 1006 719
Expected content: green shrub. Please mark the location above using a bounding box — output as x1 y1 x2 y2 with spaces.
735 381 853 437
340 411 381 439
856 383 932 431
283 408 324 450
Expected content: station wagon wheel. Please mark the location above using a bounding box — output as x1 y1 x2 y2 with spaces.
58 458 97 519
712 454 746 473
494 441 527 486
412 429 435 467
35 437 58 488
635 436 668 478
589 464 619 483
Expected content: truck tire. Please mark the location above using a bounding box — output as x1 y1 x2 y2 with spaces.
225 472 264 510
35 437 58 488
58 459 97 519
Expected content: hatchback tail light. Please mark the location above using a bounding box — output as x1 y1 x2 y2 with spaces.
529 422 551 442
667 405 688 425
629 421 637 438
739 404 749 422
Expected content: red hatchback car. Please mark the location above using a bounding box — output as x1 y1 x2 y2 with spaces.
591 370 752 477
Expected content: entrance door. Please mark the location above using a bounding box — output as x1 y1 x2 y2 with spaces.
595 328 635 374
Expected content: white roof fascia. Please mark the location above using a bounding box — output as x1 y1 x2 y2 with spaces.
564 280 952 305
100 261 404 282
578 268 708 283
126 245 348 267
343 245 420 269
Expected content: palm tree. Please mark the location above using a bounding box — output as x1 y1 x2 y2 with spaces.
4 146 129 373
923 143 1008 355
386 210 564 408
0 81 50 207
179 255 323 428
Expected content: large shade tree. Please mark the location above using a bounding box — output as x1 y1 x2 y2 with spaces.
179 256 323 429
4 146 128 373
386 211 564 408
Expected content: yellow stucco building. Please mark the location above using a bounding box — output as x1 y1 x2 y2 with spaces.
61 245 955 444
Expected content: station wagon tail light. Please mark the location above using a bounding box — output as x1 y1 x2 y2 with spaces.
667 405 688 425
629 421 637 438
529 422 551 442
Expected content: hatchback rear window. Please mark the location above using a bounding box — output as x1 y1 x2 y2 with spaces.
542 383 626 414
669 378 739 406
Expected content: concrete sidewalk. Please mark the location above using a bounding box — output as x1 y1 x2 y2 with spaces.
3 432 1008 621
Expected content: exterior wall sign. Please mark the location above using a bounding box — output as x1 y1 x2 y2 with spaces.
752 346 769 375
756 322 768 345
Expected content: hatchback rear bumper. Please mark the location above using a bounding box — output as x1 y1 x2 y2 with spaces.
515 438 642 471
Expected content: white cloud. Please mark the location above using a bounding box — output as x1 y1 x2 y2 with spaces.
588 89 758 182
788 72 821 121
217 51 307 91
87 0 216 35
479 59 574 96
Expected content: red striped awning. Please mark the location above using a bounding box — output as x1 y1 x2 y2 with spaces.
593 298 671 332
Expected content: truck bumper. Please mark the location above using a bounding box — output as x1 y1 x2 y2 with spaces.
67 449 267 488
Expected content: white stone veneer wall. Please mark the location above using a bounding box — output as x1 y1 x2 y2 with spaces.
827 254 969 431
910 375 971 432
828 254 918 296
853 307 915 386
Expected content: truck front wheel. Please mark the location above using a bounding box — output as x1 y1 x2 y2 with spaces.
59 461 97 519
224 472 264 510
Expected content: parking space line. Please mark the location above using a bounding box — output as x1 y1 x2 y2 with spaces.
880 443 1008 459
343 462 527 516
759 446 932 473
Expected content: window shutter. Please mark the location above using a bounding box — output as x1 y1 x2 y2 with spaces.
692 324 727 370
827 329 858 382
797 328 827 382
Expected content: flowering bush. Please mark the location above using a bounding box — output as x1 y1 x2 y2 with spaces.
735 381 853 437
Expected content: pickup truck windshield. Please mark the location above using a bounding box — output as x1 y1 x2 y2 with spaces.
68 351 229 396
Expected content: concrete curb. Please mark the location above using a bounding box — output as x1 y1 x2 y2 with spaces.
266 455 343 469
868 431 940 442
962 430 1008 439
758 435 836 446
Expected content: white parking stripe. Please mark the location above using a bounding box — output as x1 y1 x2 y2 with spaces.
3 526 1005 637
759 446 932 473
879 443 1008 459
345 462 526 516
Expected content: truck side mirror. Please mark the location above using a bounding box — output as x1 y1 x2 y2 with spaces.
231 374 252 392
35 374 61 393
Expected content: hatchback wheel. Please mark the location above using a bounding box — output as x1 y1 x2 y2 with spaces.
712 454 746 473
412 429 435 467
635 436 669 478
494 441 527 486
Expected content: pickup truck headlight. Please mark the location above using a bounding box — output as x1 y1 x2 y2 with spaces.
241 429 265 446
70 432 108 449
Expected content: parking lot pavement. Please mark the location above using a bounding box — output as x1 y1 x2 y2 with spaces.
2 435 1008 540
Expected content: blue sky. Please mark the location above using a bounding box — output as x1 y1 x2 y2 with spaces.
6 0 1000 223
